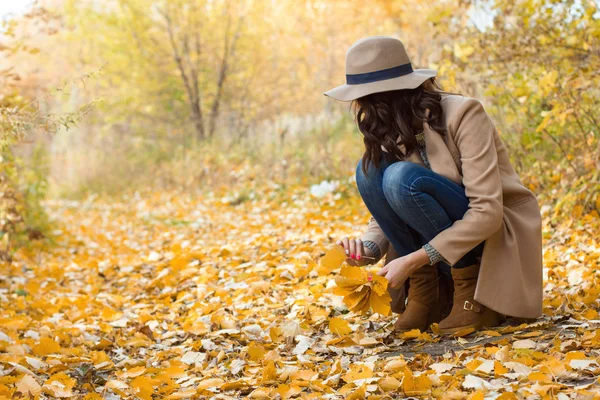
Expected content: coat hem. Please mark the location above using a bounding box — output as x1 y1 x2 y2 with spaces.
474 292 542 320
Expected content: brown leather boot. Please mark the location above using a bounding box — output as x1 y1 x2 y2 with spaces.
394 265 442 332
438 263 502 334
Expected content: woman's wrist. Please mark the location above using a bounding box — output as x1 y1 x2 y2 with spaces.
409 248 431 269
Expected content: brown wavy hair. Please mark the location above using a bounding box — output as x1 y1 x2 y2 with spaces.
351 78 455 175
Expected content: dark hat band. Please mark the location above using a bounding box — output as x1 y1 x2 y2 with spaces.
346 63 414 85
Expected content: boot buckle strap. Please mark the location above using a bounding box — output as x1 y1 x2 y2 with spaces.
463 300 481 313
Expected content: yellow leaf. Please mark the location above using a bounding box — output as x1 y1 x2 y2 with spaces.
496 393 519 400
277 384 290 399
326 336 357 347
276 383 302 399
486 346 500 356
528 372 550 382
342 364 373 383
358 336 379 346
262 359 277 382
248 344 266 361
329 317 352 336
494 361 509 377
16 375 42 397
466 359 483 371
452 327 476 337
158 364 186 380
379 376 401 391
91 350 114 368
131 376 155 400
582 308 598 320
197 378 225 389
539 357 566 376
332 285 357 297
33 337 62 356
182 320 208 335
106 379 128 390
45 372 76 391
319 245 346 274
370 291 391 316
400 329 422 339
334 266 392 315
167 388 197 399
370 274 388 296
42 384 73 398
384 358 407 372
468 391 485 400
565 351 587 361
480 330 502 337
538 70 558 96
170 255 190 270
337 266 368 285
221 380 250 391
249 387 273 399
269 326 283 343
343 287 370 313
494 346 510 362
346 384 366 400
402 369 431 396
118 366 146 378
290 369 317 381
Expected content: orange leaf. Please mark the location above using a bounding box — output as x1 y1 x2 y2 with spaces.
319 245 346 274
402 368 431 396
329 317 352 336
369 291 391 316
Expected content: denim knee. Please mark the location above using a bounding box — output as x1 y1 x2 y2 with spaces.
356 158 380 192
382 161 421 203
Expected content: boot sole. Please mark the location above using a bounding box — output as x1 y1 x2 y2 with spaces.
438 309 503 335
438 321 485 335
394 305 444 333
394 326 428 333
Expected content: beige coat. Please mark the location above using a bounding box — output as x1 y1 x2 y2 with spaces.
361 93 543 319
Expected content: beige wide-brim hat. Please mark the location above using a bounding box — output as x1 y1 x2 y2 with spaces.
324 36 437 102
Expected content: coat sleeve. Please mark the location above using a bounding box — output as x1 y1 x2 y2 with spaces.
427 98 504 266
360 216 390 261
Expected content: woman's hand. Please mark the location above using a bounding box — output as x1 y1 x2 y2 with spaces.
337 237 373 266
377 254 421 289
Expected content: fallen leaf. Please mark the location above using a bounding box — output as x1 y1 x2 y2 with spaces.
329 317 352 336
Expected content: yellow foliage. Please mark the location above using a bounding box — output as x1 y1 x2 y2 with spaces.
1 167 599 399
319 245 347 275
333 266 391 315
402 369 432 396
329 317 352 336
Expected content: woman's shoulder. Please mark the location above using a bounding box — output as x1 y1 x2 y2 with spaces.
440 93 483 110
439 93 489 128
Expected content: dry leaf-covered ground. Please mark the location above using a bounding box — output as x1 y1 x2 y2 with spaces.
1 181 599 399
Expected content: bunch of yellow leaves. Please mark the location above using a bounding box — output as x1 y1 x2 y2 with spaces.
333 266 392 315
320 245 392 315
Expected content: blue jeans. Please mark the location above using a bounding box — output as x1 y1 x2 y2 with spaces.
356 158 484 271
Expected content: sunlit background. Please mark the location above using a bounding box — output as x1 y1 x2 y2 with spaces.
1 0 599 247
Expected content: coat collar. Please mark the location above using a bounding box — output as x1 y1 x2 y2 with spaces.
395 105 463 185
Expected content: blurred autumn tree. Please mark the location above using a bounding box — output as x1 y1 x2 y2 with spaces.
433 0 600 217
0 5 94 255
31 0 399 193
5 0 600 215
